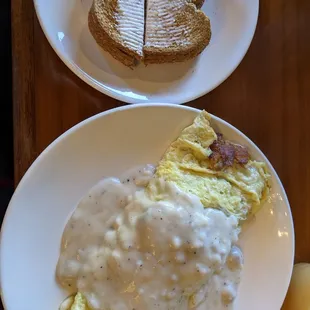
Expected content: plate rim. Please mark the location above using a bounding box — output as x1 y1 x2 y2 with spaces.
0 103 294 309
33 0 260 104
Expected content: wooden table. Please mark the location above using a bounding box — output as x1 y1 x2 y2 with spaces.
12 0 310 263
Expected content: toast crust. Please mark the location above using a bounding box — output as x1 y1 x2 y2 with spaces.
191 0 205 9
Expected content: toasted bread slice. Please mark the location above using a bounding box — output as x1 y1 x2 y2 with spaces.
88 0 145 67
144 1 211 64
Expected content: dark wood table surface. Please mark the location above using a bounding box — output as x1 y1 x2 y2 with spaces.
12 0 310 265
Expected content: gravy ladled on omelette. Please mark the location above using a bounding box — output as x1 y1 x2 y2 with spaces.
58 111 270 310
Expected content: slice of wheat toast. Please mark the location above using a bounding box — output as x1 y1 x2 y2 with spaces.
144 1 211 64
88 0 145 67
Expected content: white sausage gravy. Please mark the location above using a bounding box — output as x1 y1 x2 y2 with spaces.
57 165 243 310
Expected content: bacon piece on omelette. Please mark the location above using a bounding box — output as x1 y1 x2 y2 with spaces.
209 133 250 169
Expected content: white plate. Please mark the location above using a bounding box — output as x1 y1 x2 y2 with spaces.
0 104 293 310
34 0 258 104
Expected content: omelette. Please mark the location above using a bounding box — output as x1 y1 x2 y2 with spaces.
58 110 270 310
147 110 270 221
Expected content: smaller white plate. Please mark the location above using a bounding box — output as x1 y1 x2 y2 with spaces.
34 0 258 104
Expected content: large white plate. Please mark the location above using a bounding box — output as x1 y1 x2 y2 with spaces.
34 0 258 104
0 104 293 310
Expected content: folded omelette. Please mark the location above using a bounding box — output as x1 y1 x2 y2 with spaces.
147 110 270 221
